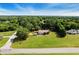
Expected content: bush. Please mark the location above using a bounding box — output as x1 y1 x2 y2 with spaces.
16 27 29 40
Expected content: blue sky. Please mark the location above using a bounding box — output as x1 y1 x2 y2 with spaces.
0 3 79 16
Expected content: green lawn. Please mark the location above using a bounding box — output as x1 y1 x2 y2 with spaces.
0 31 15 36
12 32 79 48
0 31 15 47
0 37 8 47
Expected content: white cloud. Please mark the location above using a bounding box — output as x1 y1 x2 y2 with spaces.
0 4 79 16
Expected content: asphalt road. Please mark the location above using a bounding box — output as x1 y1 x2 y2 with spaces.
1 48 79 54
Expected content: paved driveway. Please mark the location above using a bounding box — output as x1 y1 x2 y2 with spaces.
0 32 17 49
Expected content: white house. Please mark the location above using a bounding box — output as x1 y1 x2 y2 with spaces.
34 30 49 35
66 29 79 34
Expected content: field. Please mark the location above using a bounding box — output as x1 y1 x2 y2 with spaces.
12 32 79 48
0 31 15 47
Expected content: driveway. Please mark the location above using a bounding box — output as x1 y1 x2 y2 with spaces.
0 32 17 49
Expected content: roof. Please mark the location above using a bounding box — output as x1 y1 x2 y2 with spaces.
66 29 79 34
38 30 49 33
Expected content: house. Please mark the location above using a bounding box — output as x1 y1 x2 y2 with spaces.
34 30 50 35
66 29 79 34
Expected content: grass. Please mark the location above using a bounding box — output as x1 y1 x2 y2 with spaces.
12 32 79 48
0 37 8 47
0 31 15 47
0 31 15 36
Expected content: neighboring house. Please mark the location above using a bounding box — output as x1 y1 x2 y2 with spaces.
34 30 49 35
66 29 79 34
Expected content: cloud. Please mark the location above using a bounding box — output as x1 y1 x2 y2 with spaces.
0 3 79 16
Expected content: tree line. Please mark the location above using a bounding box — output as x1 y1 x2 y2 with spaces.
1 16 79 37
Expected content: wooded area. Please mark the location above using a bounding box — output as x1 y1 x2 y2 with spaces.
1 16 79 37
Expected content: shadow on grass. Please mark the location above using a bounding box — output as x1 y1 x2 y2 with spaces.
13 37 27 43
55 32 66 38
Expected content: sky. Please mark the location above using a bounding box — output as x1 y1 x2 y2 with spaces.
0 3 79 16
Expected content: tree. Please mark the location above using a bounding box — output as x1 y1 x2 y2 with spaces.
16 27 29 40
55 21 66 37
70 22 78 29
18 17 28 27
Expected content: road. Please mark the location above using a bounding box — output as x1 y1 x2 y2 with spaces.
1 48 79 54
